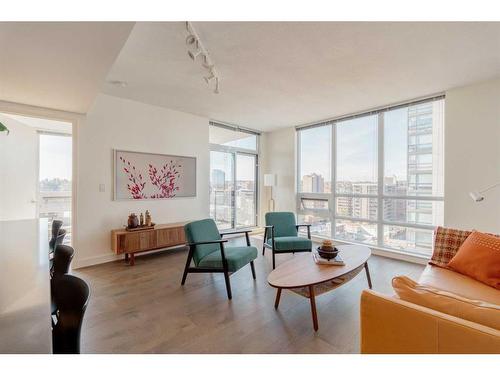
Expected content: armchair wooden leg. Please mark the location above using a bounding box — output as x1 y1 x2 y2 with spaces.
223 270 232 300
272 251 276 270
181 248 194 285
262 245 266 256
250 261 256 279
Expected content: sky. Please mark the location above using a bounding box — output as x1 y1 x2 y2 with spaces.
300 108 409 182
210 151 256 182
39 134 72 180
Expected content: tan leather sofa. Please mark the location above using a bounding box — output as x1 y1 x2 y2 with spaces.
360 264 500 354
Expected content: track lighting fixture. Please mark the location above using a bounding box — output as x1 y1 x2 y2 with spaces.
214 77 220 94
185 21 221 94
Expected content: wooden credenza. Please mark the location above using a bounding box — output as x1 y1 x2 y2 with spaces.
111 222 188 265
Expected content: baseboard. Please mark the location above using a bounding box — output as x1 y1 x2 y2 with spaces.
73 246 188 269
73 253 120 269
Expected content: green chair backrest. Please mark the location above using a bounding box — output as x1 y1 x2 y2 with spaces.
184 219 221 265
265 212 298 238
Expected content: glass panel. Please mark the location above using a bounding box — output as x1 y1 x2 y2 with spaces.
236 154 256 228
299 125 332 193
383 225 434 255
384 99 444 197
39 133 72 244
298 213 331 237
209 125 257 151
335 219 377 245
336 197 378 220
300 198 329 210
209 151 234 230
336 115 378 193
383 199 443 226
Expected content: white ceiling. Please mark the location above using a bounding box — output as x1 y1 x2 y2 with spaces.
1 22 499 132
104 22 500 131
0 22 134 113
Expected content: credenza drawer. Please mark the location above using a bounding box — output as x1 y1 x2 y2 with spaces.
123 231 157 252
157 227 185 248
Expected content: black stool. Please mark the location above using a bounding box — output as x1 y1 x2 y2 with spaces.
51 274 90 354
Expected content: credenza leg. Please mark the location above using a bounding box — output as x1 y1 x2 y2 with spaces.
129 253 135 266
125 253 129 263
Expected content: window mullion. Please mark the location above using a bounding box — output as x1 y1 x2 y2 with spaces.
331 123 336 239
377 112 384 248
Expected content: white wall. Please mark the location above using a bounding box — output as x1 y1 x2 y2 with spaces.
444 78 500 233
261 127 296 216
261 78 500 235
0 114 37 220
75 94 209 268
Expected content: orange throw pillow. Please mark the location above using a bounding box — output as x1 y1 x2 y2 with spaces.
448 231 500 290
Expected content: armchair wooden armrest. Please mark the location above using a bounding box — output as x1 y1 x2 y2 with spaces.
221 230 252 246
187 239 228 246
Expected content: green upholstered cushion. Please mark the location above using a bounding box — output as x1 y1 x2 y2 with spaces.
265 212 298 237
184 219 221 265
266 236 312 251
198 246 258 272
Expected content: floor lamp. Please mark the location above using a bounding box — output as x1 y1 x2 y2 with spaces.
264 174 276 212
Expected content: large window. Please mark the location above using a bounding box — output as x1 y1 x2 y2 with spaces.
209 122 259 230
297 97 444 256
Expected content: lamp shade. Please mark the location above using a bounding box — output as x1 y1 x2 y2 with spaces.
263 174 276 187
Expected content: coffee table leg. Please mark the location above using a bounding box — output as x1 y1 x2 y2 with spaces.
309 285 318 331
364 262 372 289
274 288 282 309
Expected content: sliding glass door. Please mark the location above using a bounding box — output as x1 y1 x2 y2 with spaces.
210 151 234 230
209 122 259 230
236 153 257 228
209 151 257 230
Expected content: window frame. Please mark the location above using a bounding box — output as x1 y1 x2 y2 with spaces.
296 96 444 256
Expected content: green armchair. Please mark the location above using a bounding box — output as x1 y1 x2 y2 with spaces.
263 212 312 269
181 218 258 300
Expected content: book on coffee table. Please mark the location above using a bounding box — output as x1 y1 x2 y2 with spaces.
312 250 345 266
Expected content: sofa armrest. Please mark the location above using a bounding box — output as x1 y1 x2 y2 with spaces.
360 290 500 354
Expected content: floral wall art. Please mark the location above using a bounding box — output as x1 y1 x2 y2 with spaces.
114 150 196 200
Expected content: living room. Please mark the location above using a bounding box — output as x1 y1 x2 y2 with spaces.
1 0 499 372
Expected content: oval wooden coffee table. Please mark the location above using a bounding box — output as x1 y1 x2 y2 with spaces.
267 244 372 331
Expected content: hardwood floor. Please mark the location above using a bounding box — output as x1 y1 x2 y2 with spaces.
75 235 424 353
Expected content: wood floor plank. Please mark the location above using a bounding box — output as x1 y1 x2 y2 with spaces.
74 236 424 353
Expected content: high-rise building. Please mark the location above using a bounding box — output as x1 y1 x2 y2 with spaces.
406 102 443 230
302 173 325 193
211 169 226 189
351 182 377 220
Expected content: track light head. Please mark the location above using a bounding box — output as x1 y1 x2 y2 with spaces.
186 34 197 46
203 71 215 84
188 49 203 61
214 77 220 94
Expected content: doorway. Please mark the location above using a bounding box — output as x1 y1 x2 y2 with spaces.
0 112 73 243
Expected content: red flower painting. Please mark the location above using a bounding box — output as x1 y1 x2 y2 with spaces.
148 160 181 198
119 156 181 199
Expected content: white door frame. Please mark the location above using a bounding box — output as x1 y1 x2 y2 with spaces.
0 100 83 249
